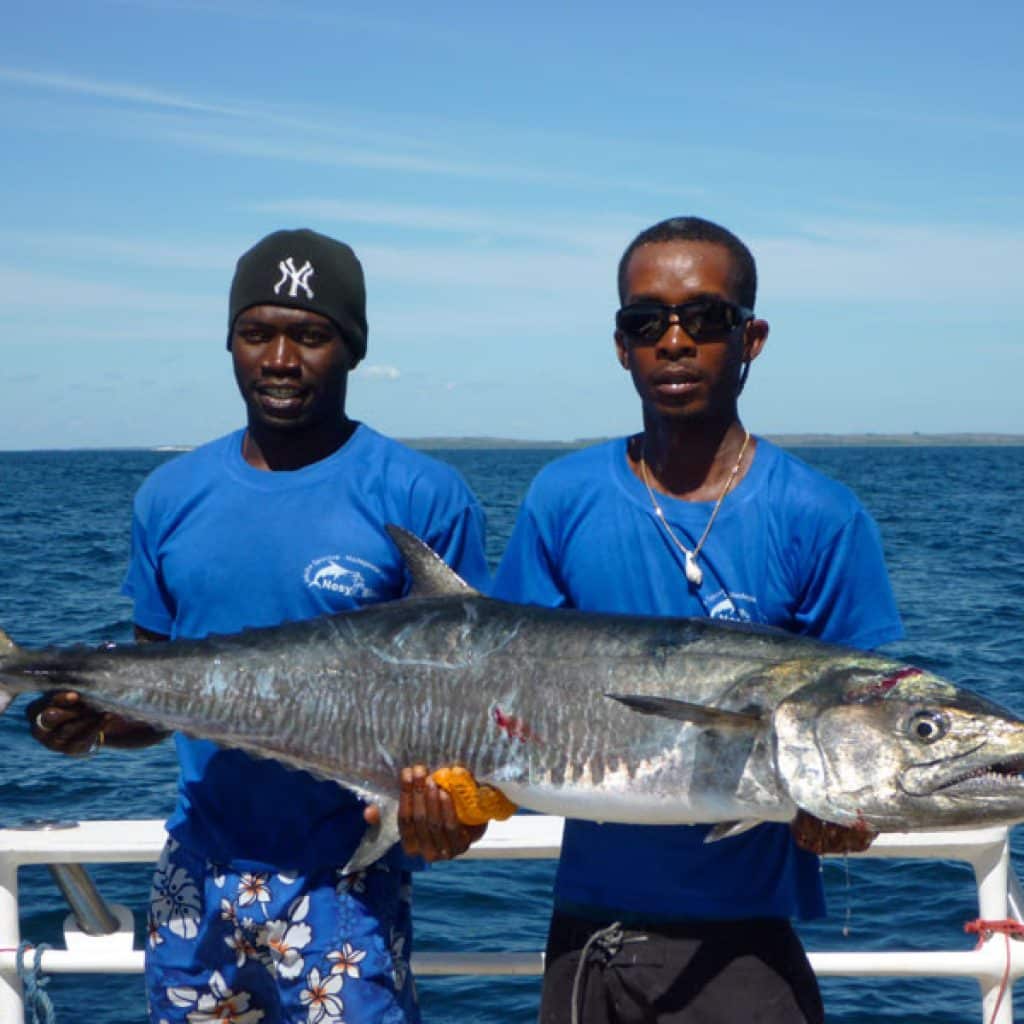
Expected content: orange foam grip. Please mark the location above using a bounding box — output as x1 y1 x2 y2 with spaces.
430 765 518 825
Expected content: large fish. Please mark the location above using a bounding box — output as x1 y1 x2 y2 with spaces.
2 525 1024 871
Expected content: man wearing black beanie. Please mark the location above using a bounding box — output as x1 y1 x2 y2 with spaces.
227 228 368 363
29 229 490 1024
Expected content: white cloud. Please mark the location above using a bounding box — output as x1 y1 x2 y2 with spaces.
753 221 1024 301
0 230 233 272
251 198 636 250
355 364 401 381
0 66 249 118
158 126 530 180
0 65 570 185
153 121 662 192
758 90 1024 142
0 265 218 315
0 66 695 196
359 243 611 293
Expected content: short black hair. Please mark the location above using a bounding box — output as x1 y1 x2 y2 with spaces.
617 216 757 309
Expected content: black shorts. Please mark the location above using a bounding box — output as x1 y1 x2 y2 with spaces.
539 910 823 1024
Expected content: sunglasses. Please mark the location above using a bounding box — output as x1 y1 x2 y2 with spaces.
615 297 753 344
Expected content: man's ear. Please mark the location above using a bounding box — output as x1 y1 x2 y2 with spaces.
341 340 358 372
615 330 630 370
743 318 769 364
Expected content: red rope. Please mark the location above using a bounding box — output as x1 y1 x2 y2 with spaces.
964 919 1024 1024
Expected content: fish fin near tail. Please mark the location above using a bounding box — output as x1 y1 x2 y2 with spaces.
385 524 480 598
606 694 765 732
0 627 20 714
704 820 764 843
342 795 402 876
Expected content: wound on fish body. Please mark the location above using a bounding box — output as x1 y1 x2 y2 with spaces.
492 705 540 744
845 666 925 704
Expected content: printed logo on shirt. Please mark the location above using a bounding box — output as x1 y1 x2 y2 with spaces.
304 555 382 599
706 590 760 623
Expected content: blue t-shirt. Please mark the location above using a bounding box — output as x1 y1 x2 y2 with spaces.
123 424 489 872
492 436 903 922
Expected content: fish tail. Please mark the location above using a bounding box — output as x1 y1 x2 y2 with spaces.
0 627 19 714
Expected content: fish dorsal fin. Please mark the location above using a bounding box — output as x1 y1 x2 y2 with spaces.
606 693 765 732
385 524 479 598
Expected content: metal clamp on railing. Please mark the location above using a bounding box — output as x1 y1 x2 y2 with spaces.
47 864 120 937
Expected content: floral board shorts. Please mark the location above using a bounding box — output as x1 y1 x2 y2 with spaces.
146 837 418 1024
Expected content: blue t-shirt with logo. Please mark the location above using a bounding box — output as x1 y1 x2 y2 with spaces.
123 424 489 872
491 436 903 922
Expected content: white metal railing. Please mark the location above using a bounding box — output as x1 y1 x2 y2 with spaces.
1 818 1022 1023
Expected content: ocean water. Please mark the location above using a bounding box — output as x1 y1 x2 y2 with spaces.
1 443 1023 1023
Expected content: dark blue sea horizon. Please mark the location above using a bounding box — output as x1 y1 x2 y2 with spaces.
1 444 1023 1023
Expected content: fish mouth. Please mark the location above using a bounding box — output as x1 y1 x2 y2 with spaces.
905 754 1024 797
932 755 1024 794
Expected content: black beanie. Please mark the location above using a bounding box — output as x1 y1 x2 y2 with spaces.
227 228 368 364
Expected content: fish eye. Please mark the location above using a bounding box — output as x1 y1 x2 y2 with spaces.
907 710 949 744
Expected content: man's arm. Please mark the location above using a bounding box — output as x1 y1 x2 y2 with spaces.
26 624 169 756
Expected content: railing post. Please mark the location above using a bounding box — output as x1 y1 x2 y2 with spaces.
966 829 1017 1024
0 849 25 1024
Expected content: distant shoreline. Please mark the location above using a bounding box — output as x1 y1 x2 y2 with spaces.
2 433 1023 454
401 433 1024 450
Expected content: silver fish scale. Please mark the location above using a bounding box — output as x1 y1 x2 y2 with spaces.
0 595 899 824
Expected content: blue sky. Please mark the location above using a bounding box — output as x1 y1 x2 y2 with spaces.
1 0 1022 448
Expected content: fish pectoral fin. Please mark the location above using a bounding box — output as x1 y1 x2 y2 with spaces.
385 524 480 598
606 694 764 732
342 795 402 876
704 820 764 843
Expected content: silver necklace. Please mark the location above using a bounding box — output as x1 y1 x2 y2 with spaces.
638 430 751 588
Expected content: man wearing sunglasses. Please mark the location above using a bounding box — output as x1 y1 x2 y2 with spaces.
493 216 903 1023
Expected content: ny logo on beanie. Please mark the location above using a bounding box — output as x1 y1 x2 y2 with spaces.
274 257 315 300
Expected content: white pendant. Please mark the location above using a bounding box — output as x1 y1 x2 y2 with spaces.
684 551 703 587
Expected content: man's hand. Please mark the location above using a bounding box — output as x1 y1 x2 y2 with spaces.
363 765 487 862
27 690 110 756
790 809 877 855
26 690 165 755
